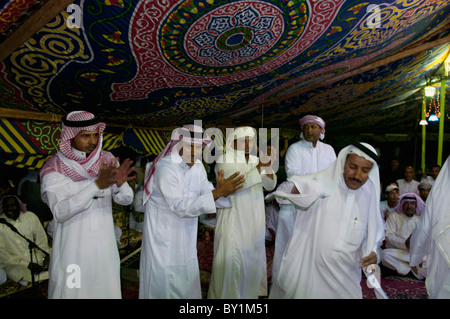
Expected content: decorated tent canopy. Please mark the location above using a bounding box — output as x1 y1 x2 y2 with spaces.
0 0 449 170
0 117 173 169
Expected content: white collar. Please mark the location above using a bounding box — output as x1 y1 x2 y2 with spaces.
170 151 199 170
72 147 87 159
300 139 319 148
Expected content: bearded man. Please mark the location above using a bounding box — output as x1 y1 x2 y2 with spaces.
40 111 135 298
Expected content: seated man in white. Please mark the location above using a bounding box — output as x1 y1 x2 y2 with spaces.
381 192 427 279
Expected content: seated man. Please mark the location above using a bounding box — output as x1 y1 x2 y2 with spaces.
396 166 420 195
0 195 51 286
381 192 426 279
379 184 399 226
418 182 432 202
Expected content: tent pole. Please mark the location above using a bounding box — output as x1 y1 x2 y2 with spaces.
437 78 446 166
421 98 426 172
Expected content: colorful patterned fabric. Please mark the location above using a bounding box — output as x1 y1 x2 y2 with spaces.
0 0 449 163
0 118 169 170
0 0 40 33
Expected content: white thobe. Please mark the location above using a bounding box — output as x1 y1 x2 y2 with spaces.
265 203 278 241
41 166 133 299
420 176 435 185
208 154 277 299
410 156 450 298
379 201 397 221
139 153 218 299
273 139 335 282
284 139 336 178
270 176 383 299
396 179 420 196
0 212 51 284
381 212 421 275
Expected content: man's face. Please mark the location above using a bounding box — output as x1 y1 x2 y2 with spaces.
404 167 414 182
234 136 254 154
302 123 322 144
431 166 440 179
386 189 399 205
390 160 399 170
179 141 203 166
2 197 20 220
419 188 430 201
402 200 417 217
71 128 99 156
343 154 373 190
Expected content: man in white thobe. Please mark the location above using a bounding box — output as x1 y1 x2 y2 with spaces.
40 111 135 299
397 166 420 195
410 155 450 298
0 195 50 285
272 115 336 282
208 127 277 299
379 184 400 229
420 164 440 185
381 193 426 279
139 124 244 299
284 115 336 178
268 142 384 298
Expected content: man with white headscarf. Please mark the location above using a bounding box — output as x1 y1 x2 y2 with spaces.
139 123 245 299
267 142 384 298
272 115 336 283
410 155 450 298
381 192 426 279
208 126 277 299
40 111 135 299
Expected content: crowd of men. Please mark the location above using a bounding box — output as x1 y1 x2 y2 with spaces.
0 110 448 299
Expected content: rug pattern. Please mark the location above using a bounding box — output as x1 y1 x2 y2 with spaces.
1 237 428 299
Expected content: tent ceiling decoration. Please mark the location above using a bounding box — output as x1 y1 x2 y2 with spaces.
0 117 170 169
0 0 449 168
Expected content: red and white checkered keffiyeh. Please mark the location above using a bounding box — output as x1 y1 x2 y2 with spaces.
143 123 212 203
40 111 114 182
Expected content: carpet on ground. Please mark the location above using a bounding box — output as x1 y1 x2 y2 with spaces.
1 237 427 299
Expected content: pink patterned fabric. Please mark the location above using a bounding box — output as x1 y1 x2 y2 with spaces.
299 114 326 139
40 111 113 182
395 192 425 216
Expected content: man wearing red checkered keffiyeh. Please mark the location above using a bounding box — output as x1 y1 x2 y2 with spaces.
139 123 246 299
40 111 135 299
